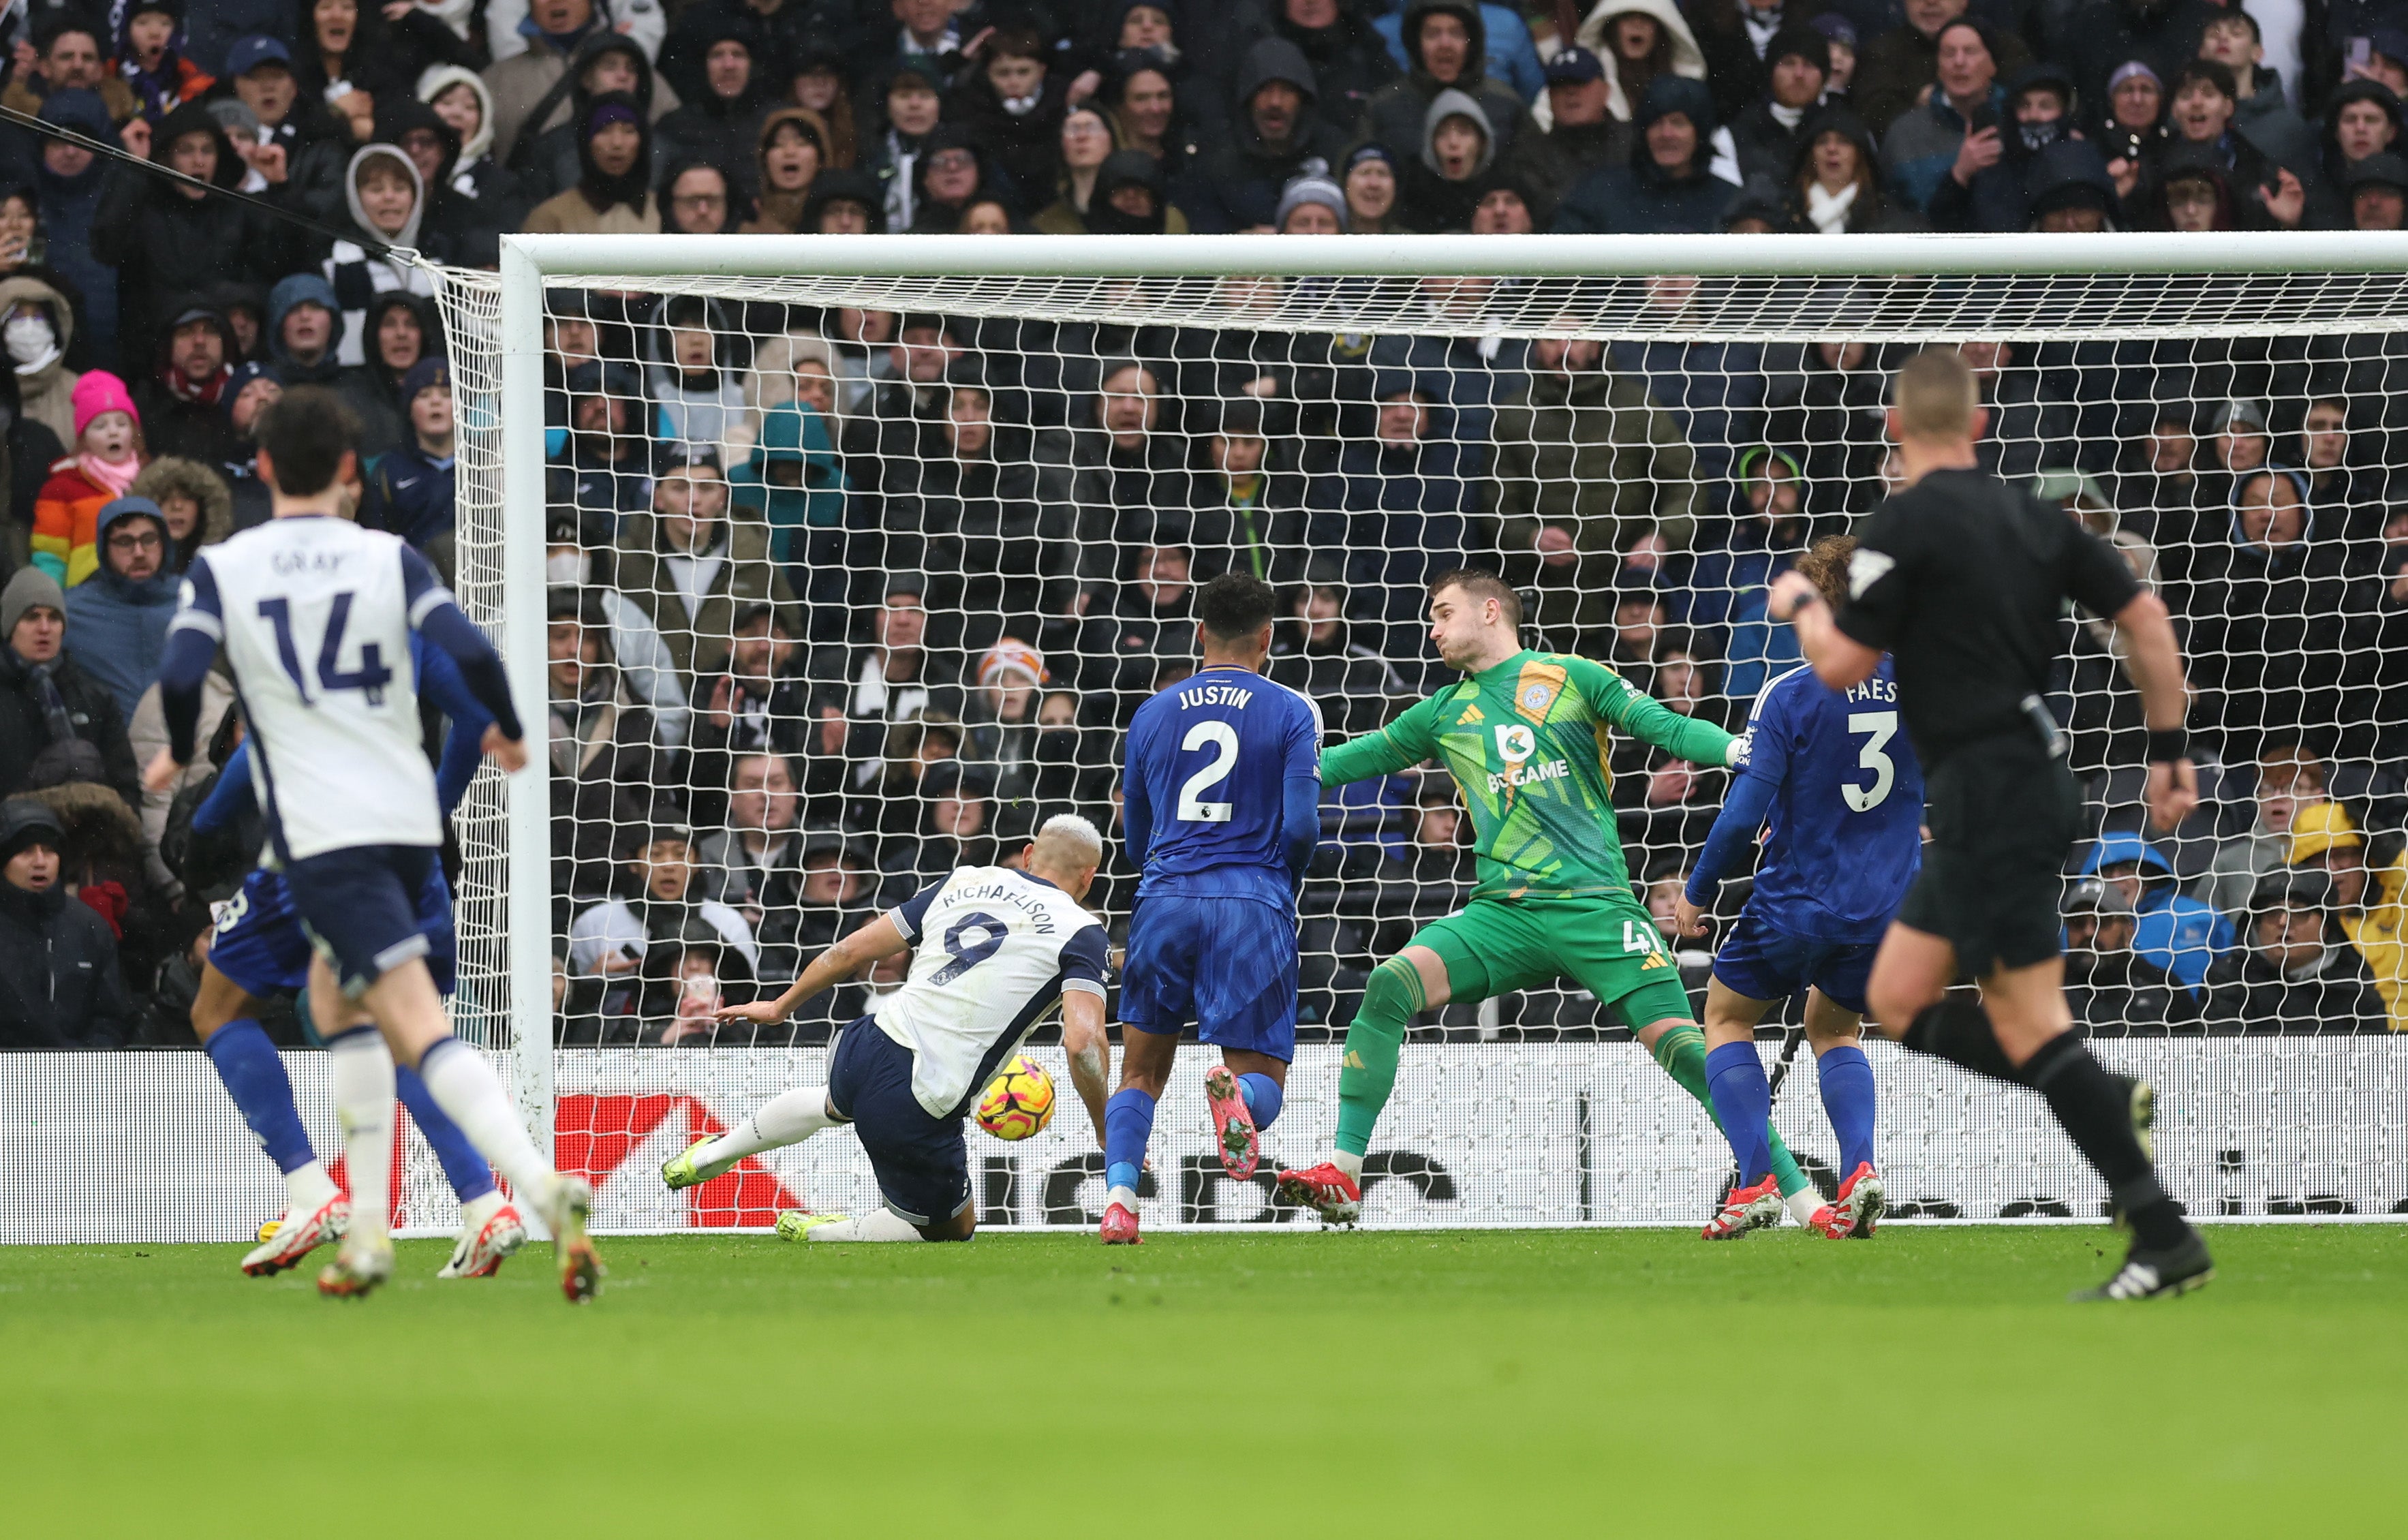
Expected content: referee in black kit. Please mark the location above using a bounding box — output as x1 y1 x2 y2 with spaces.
1769 348 2212 1301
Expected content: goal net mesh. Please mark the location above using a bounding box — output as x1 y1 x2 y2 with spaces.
427 253 2408 1230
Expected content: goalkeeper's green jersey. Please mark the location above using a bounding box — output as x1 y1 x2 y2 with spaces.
1320 649 1737 902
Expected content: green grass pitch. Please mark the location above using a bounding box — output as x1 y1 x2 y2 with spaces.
4 1224 2401 1537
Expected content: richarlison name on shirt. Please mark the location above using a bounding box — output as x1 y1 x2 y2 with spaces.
946 878 1062 936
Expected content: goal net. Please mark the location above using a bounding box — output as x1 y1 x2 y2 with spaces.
425 234 2408 1233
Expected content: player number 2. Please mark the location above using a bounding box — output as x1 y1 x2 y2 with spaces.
1175 720 1240 823
1842 710 1898 812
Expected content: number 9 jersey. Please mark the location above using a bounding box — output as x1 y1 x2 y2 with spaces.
170 517 444 862
1732 656 1926 944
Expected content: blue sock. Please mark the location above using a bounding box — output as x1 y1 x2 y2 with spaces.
1104 1088 1156 1196
1705 1041 1775 1185
395 1063 496 1204
1817 1045 1878 1177
1238 1072 1283 1130
202 1019 315 1175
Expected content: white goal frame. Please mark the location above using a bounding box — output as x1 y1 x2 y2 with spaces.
467 232 2408 1228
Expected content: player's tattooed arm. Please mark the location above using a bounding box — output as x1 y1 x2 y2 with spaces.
713 911 911 1024
1061 991 1112 1146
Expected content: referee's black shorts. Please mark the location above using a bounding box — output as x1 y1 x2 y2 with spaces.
1896 731 2079 976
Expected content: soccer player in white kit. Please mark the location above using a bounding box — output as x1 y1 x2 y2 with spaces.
664 816 1115 1241
144 386 603 1302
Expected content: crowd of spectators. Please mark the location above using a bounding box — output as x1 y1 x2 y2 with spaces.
5 0 2408 1051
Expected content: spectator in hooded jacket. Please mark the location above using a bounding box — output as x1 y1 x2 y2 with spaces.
485 0 680 178
27 89 119 367
0 797 129 1048
337 291 437 461
944 28 1072 217
264 271 344 391
1311 372 1475 660
114 0 216 125
613 446 801 687
521 91 662 234
419 65 530 238
0 568 138 805
646 294 748 452
2204 868 2389 1034
129 298 236 466
497 31 672 206
2062 876 2200 1034
1365 2 1532 167
216 360 279 529
1926 61 2075 232
61 495 176 718
1552 76 1736 234
0 270 83 448
1396 87 1500 230
358 358 457 550
1230 0 1396 140
654 14 778 193
128 454 232 574
1727 27 1830 189
93 98 298 373
2185 463 2362 761
1182 37 1352 232
2081 831 2234 991
739 108 835 232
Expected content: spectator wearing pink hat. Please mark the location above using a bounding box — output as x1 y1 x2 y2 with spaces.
32 371 146 587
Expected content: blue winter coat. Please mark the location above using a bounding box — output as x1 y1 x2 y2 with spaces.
2081 833 2235 991
62 502 176 718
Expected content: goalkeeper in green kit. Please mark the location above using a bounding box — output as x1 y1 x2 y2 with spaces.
1276 571 1822 1231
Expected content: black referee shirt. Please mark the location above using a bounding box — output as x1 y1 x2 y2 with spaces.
1833 467 2142 768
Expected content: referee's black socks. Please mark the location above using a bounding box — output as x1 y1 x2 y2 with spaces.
2019 1032 2189 1250
1900 999 2022 1084
1904 1002 2189 1250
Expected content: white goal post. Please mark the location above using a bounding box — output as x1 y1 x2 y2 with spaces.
399 232 2408 1235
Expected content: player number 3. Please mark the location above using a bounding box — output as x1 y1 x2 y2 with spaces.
1842 710 1898 813
1175 720 1239 823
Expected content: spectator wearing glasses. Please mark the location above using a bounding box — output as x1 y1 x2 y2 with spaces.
62 497 177 720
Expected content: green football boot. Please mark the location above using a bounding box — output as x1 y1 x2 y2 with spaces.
775 1210 846 1242
661 1136 741 1191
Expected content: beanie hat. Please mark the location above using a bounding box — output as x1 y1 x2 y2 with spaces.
1276 170 1348 230
37 87 111 138
72 370 138 442
0 797 66 863
976 639 1047 690
401 355 451 403
221 360 279 425
2 566 67 641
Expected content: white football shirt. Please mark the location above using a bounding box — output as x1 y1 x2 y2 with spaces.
876 866 1109 1118
170 515 444 861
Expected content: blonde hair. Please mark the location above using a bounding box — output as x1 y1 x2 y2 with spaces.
1032 812 1105 872
1892 348 1978 441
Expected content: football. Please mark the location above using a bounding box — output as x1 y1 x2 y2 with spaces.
974 1055 1055 1141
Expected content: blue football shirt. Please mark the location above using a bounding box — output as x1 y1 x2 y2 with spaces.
1122 666 1323 908
1735 658 1926 944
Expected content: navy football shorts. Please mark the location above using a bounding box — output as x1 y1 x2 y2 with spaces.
279 844 451 1000
213 863 457 1001
1119 893 1299 1060
1711 910 1879 1017
827 1020 972 1229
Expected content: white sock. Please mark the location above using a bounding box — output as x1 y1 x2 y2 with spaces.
286 1158 339 1214
812 1207 927 1242
327 1030 394 1246
1106 1184 1138 1212
416 1037 552 1196
698 1085 835 1166
1785 1188 1825 1226
459 1190 505 1233
1330 1150 1365 1182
